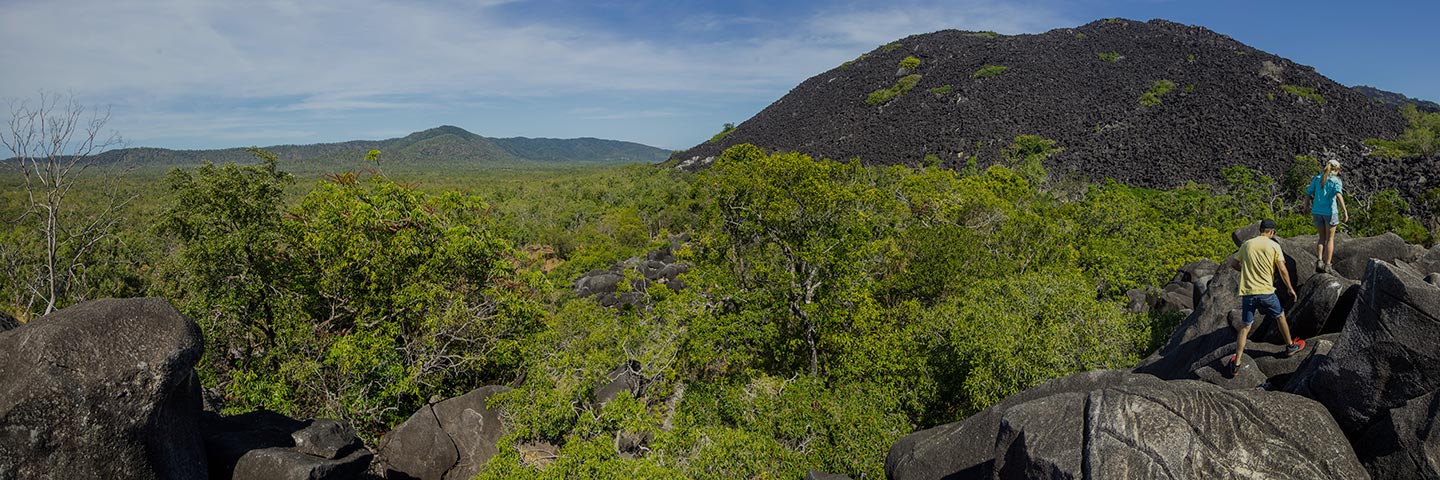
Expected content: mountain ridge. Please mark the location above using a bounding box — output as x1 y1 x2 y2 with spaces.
88 125 671 170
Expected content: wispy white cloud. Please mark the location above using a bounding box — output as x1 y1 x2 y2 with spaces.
0 0 1074 148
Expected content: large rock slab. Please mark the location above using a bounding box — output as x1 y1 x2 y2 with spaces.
232 447 372 480
1081 381 1367 479
1288 260 1440 437
1419 244 1440 275
379 385 510 480
1253 272 1357 344
0 298 207 480
1354 388 1440 479
884 370 1158 479
1134 267 1244 380
1330 233 1419 280
201 410 308 479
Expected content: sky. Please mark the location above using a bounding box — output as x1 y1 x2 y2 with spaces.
2 0 1436 151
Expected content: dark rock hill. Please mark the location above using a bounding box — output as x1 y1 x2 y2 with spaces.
89 126 671 171
1354 85 1440 113
676 18 1418 196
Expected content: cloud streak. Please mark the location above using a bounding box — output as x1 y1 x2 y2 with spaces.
0 0 1075 149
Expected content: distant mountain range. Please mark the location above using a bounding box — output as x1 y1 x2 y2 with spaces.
92 126 672 170
1353 85 1440 113
674 18 1435 201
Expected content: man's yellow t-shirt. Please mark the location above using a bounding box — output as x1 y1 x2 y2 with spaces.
1237 236 1283 296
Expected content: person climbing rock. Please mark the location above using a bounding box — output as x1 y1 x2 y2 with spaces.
1229 218 1304 377
1306 159 1350 272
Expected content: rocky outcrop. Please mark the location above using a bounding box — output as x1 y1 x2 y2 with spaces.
0 298 207 480
379 385 510 480
201 411 371 480
891 232 1439 480
889 370 1366 479
1328 232 1420 279
574 241 689 308
1287 260 1440 436
885 370 1153 479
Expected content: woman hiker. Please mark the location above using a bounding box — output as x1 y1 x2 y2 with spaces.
1306 159 1350 273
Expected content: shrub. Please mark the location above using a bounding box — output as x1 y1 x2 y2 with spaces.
866 74 923 105
972 65 1007 79
1283 154 1321 207
928 84 952 96
1097 52 1122 63
1003 134 1062 186
1281 84 1326 104
1365 104 1440 159
881 42 902 52
899 56 921 70
966 31 999 38
1139 79 1176 106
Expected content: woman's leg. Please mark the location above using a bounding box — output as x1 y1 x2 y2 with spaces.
1323 223 1337 265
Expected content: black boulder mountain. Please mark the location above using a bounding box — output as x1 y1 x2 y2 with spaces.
93 125 670 170
676 18 1419 195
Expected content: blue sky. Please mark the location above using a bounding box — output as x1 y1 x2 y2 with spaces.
2 0 1436 151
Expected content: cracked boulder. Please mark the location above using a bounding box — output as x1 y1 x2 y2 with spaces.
0 298 207 480
379 385 509 480
885 370 1158 479
1288 260 1440 438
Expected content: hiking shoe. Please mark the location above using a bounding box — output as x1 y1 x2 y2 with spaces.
1226 354 1240 378
1285 338 1307 357
1315 259 1325 273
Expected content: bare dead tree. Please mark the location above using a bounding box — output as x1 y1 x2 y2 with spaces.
1 92 126 315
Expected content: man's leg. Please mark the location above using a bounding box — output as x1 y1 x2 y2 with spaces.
1234 324 1250 368
1276 312 1293 347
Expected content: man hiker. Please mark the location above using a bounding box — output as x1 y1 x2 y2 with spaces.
1229 218 1305 377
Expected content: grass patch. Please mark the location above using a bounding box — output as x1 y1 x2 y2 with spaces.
839 53 869 69
899 56 921 69
708 123 737 144
866 74 923 105
1281 84 1326 104
1139 79 1176 106
929 85 953 96
881 42 903 52
1076 33 1087 39
1187 54 1196 63
972 65 1008 79
966 31 999 38
1097 52 1122 63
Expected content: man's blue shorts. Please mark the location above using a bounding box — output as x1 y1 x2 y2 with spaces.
1241 293 1284 325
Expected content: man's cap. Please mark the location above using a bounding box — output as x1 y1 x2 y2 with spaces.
1260 218 1278 230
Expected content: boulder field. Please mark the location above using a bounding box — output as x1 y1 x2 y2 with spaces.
886 228 1440 479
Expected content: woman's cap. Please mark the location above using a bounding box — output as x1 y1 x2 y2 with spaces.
1327 159 1341 169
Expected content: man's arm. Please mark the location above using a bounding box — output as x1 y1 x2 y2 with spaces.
1274 255 1296 299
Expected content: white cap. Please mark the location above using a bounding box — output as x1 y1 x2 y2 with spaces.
1326 159 1341 169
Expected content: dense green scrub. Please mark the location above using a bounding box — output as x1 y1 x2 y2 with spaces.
0 140 1433 477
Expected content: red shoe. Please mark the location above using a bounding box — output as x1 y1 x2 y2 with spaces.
1226 354 1240 378
1284 338 1306 357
